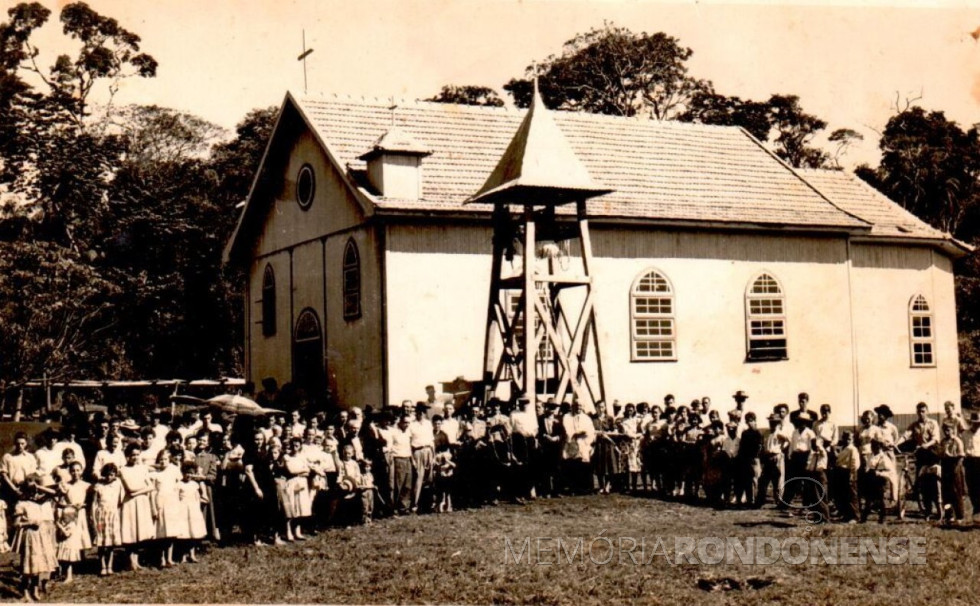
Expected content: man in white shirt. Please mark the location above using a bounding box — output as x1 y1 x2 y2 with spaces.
389 414 414 515
757 414 788 508
782 418 816 507
286 410 307 440
440 404 460 447
509 397 538 501
409 406 435 512
774 403 794 442
813 404 838 449
1 432 36 500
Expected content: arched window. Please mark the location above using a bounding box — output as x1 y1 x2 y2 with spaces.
261 264 276 337
630 269 676 361
746 273 787 361
294 308 322 342
343 238 361 321
909 294 935 367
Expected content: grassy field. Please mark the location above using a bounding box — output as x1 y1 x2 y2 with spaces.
1 495 975 604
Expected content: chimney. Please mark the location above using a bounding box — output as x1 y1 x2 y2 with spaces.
358 126 431 200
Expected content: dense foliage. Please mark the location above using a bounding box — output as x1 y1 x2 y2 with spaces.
0 3 272 403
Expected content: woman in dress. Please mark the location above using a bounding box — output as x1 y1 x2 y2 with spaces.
90 463 124 576
55 461 91 582
151 449 185 567
592 401 620 494
620 404 642 493
119 443 155 570
281 438 312 540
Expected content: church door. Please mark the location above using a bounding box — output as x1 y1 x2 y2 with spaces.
292 308 327 407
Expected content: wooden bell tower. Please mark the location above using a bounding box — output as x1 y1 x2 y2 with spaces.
467 81 613 411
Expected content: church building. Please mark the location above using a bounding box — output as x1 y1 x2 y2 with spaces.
224 89 969 426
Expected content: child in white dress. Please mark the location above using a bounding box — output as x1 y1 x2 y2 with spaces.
151 449 184 568
177 461 208 563
55 461 91 582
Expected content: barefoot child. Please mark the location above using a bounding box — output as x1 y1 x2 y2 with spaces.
177 461 208 563
90 463 124 576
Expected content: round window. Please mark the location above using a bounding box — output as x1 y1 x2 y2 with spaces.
296 164 315 210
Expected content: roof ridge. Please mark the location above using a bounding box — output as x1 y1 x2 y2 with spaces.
294 91 753 133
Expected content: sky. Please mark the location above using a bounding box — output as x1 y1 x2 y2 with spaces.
13 0 980 167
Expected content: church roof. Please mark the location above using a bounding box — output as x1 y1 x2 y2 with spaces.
295 93 868 230
224 92 971 263
467 84 613 205
796 169 954 242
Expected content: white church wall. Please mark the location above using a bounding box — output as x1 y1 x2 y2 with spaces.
589 229 858 426
850 244 961 416
384 223 494 404
381 223 961 425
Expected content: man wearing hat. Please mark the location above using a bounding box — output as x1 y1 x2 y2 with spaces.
960 411 980 521
731 390 748 415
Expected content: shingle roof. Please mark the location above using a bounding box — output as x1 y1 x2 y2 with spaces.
295 93 869 230
796 168 947 240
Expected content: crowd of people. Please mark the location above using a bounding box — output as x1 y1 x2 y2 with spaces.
1 384 978 600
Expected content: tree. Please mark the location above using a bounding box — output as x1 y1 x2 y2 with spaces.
8 1 157 123
828 128 863 169
857 106 980 238
0 240 125 392
209 106 277 209
0 2 157 395
677 89 772 141
503 23 709 119
766 94 829 169
426 85 504 107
